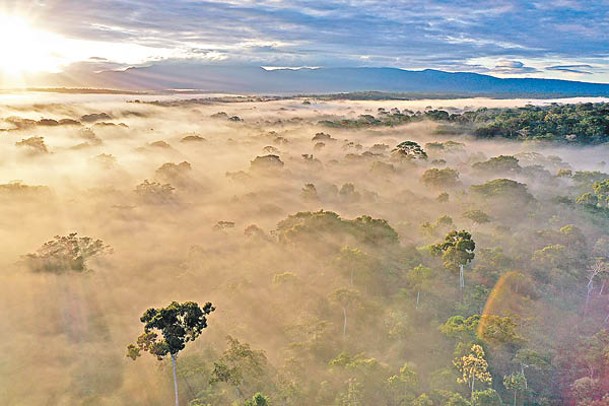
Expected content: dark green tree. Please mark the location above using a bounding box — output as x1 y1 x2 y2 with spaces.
244 392 271 406
127 301 215 406
392 141 428 160
432 230 476 290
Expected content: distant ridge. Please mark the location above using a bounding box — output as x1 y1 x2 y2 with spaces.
33 64 609 97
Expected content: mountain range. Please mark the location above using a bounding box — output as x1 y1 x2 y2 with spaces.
24 64 609 97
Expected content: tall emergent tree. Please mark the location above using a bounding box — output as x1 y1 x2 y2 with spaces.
127 301 215 406
432 230 476 290
454 344 492 402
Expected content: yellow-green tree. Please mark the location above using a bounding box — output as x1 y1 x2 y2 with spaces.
453 344 492 401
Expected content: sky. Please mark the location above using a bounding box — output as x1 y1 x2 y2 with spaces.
2 0 609 82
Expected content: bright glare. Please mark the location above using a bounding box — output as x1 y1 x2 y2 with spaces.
0 14 66 75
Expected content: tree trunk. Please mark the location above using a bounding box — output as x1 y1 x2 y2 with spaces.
416 290 420 309
459 264 465 290
342 306 348 338
171 353 179 406
470 376 475 402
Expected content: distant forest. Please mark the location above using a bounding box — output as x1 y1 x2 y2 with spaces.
320 102 609 144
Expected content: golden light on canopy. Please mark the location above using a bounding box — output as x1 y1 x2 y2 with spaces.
477 271 535 344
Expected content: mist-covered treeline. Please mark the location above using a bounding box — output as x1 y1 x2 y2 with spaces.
320 101 609 145
1 96 609 405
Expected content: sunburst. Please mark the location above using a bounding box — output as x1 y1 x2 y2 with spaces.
0 14 64 77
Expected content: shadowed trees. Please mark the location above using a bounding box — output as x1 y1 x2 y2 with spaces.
23 233 111 273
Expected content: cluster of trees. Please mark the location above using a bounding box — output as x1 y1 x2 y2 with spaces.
9 99 609 405
320 102 609 144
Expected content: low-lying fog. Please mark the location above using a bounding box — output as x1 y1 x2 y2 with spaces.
1 95 608 405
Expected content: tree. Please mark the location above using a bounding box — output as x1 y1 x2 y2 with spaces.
23 233 111 273
16 136 49 154
127 301 215 406
333 246 372 287
432 230 476 290
453 344 492 402
250 155 284 172
210 336 269 399
421 168 460 188
386 363 419 405
301 183 319 201
135 180 176 204
392 141 427 160
503 372 527 406
470 179 533 203
472 155 521 174
406 264 433 309
471 388 502 405
331 288 360 338
244 392 271 406
463 210 491 226
585 259 609 315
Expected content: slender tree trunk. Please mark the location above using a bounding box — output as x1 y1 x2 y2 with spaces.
600 280 606 296
513 391 517 406
342 306 347 338
416 290 420 309
171 353 179 406
459 264 465 290
470 375 475 402
585 278 594 315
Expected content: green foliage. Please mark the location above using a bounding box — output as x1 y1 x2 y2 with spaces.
275 210 399 249
503 372 527 405
386 362 419 404
320 102 609 144
407 265 434 290
469 102 609 143
577 179 609 208
210 336 269 392
421 167 460 188
127 301 215 360
463 210 491 225
23 232 111 273
243 392 271 406
440 315 480 340
392 141 428 160
472 388 502 405
472 155 521 173
432 230 476 273
470 179 533 202
478 315 522 346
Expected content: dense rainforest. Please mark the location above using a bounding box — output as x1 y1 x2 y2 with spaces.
1 97 609 405
320 101 609 145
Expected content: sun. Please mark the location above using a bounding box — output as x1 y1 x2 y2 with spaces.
0 14 64 76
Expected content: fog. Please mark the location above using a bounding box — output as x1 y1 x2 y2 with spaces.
1 96 608 405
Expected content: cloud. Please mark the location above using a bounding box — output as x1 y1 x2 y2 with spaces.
4 0 609 81
546 64 594 74
492 60 539 74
